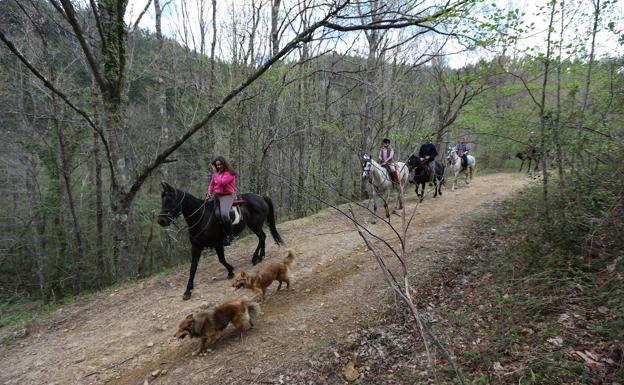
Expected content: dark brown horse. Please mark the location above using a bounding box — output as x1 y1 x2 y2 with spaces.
406 155 445 202
158 182 283 300
516 146 539 173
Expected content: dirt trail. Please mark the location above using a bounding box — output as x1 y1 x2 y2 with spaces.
0 173 528 385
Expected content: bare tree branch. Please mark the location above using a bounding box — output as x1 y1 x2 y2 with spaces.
56 0 106 93
0 28 116 178
130 0 153 32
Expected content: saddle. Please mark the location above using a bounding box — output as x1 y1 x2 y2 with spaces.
383 164 400 182
211 198 244 224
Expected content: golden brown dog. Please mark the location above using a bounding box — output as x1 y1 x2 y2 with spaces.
232 249 296 301
174 299 260 354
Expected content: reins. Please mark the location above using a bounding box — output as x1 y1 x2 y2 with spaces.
160 191 212 240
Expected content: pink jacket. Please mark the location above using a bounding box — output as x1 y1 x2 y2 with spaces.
207 170 236 195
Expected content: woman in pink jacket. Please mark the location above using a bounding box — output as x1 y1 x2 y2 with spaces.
206 156 237 245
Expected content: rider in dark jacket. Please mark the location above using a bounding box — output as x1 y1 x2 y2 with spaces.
418 136 438 183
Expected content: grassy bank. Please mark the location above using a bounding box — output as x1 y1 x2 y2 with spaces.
278 171 623 384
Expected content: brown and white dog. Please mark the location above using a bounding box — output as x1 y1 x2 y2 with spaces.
174 299 260 353
232 249 296 301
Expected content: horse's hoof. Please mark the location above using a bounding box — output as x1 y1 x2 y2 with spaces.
252 258 258 266
183 292 192 301
227 271 235 279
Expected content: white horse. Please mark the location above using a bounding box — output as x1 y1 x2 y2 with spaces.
446 148 476 191
361 155 409 222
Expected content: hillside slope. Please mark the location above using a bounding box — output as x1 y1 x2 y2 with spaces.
0 173 528 385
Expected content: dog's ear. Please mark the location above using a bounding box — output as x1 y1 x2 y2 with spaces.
240 272 247 277
185 314 194 321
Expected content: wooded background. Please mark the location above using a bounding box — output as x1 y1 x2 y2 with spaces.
0 0 622 304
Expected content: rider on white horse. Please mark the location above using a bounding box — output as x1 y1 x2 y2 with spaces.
454 138 470 170
418 135 438 185
379 138 399 185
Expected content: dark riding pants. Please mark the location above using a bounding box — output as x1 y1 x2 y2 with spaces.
427 160 436 183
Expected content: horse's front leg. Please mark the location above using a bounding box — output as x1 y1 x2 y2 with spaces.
371 186 379 224
215 244 235 279
452 171 458 191
383 191 390 219
184 244 203 300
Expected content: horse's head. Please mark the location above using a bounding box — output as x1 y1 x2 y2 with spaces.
447 147 457 165
361 154 372 180
158 182 186 226
406 154 419 171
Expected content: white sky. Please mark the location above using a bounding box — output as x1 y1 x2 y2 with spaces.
124 0 624 68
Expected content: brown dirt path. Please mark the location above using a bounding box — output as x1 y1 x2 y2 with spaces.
0 173 528 385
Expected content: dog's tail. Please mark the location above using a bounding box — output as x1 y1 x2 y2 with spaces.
245 301 261 318
283 249 296 266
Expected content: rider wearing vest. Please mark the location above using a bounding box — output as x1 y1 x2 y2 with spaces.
454 138 469 170
206 156 237 246
379 138 399 183
418 135 438 184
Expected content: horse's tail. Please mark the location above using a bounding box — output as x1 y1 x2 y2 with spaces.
263 195 284 245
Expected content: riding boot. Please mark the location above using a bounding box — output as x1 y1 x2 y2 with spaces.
222 221 235 246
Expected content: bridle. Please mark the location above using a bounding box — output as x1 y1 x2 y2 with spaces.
159 191 187 222
160 190 223 244
361 156 372 180
447 149 458 164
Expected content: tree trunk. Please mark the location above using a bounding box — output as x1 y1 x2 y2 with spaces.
271 0 281 57
554 0 565 189
93 128 107 285
575 0 600 164
538 0 557 222
54 101 85 294
105 102 132 280
360 1 381 198
154 0 168 181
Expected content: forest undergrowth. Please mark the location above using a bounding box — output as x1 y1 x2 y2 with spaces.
277 168 624 385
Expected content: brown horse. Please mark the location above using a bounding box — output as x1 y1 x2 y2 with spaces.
516 146 539 173
158 182 284 300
